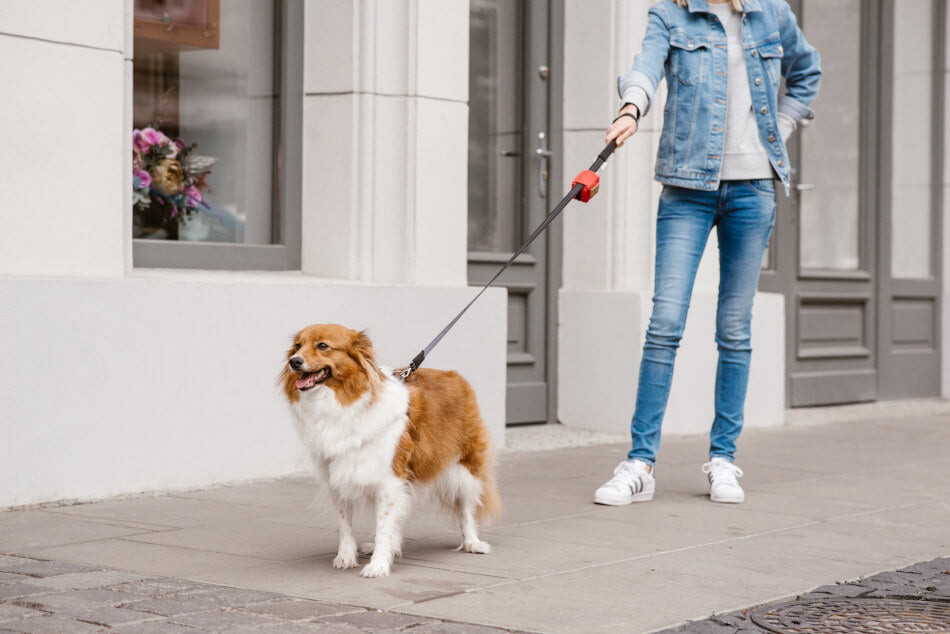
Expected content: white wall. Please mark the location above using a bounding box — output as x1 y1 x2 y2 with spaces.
301 0 470 286
556 0 786 437
0 2 128 278
0 274 506 508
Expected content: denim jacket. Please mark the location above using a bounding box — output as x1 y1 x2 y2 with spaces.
618 0 821 192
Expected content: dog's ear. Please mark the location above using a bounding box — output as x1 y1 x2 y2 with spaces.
351 330 382 388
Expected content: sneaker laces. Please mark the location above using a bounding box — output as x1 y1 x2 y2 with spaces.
603 461 648 493
701 460 743 486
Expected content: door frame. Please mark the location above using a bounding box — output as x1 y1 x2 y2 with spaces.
545 0 566 425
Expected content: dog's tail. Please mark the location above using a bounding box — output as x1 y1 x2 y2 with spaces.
476 453 503 524
477 474 502 524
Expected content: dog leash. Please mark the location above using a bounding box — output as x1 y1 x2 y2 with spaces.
399 139 618 380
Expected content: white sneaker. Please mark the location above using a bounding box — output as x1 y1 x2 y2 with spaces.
702 457 744 503
594 460 655 506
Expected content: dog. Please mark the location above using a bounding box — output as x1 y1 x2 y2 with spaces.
279 324 501 578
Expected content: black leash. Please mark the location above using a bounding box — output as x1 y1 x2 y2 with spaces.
399 139 618 380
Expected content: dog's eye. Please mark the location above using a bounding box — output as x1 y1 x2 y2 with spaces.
317 342 329 350
294 342 301 351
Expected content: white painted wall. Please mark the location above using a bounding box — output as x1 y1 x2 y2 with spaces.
301 0 470 286
0 3 128 278
556 0 786 438
0 274 506 508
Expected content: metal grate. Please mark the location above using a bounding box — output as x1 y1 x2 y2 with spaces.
750 598 950 633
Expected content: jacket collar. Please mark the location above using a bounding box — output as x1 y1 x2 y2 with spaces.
686 0 763 14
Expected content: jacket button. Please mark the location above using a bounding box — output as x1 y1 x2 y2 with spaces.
778 45 784 55
751 49 758 57
755 78 762 86
768 135 776 143
688 41 693 48
760 107 768 115
777 160 784 167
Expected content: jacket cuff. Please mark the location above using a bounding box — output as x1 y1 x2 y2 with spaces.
621 87 650 119
617 70 656 116
778 95 815 123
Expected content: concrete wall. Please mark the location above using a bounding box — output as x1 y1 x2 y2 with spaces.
556 0 786 438
0 0 506 509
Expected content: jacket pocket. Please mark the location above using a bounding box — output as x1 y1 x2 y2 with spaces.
756 39 784 86
669 31 709 86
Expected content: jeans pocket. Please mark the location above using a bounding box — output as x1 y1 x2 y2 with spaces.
747 179 776 195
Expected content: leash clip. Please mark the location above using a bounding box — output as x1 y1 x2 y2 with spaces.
399 367 413 380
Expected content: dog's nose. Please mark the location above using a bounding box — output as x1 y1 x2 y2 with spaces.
289 356 304 371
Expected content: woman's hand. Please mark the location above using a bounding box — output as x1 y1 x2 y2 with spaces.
606 104 639 147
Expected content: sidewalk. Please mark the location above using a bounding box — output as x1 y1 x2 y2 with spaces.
2 411 949 632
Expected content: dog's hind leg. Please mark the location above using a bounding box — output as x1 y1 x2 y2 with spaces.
332 498 359 569
360 478 409 578
449 464 492 554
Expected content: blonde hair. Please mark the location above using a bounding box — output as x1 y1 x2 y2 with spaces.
675 0 744 11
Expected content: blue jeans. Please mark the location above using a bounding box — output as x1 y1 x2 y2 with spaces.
628 180 776 465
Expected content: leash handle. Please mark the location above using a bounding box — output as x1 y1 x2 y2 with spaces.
401 139 618 379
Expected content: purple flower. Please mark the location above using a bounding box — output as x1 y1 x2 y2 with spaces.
133 127 169 152
133 169 151 190
183 185 203 207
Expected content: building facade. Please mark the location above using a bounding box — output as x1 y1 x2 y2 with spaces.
1 0 946 508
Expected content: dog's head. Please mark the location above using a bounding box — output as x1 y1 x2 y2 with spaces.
279 324 382 404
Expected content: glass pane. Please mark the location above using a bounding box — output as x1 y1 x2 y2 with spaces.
891 0 934 279
132 0 278 244
468 0 523 253
798 0 861 271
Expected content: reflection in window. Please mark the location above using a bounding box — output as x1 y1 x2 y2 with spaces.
132 0 279 244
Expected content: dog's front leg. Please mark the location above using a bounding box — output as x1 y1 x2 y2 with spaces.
360 479 409 578
332 499 359 569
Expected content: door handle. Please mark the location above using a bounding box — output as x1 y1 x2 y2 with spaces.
499 149 521 157
536 131 552 198
795 183 815 191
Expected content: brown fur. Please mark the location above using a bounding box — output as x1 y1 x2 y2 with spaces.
278 324 383 406
279 324 501 524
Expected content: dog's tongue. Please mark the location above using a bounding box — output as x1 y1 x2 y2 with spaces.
296 373 316 389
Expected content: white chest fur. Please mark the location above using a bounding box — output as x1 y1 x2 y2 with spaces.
290 371 409 501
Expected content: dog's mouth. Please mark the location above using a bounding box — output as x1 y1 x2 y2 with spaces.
295 366 331 391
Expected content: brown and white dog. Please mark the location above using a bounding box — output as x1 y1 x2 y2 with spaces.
279 324 501 578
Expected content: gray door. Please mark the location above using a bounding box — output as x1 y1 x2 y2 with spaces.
760 0 942 406
468 0 554 424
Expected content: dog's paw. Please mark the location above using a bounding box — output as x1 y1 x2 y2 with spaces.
453 540 492 554
358 542 375 556
359 559 392 578
332 551 359 569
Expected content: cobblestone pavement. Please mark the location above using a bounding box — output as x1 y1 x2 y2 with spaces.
663 556 950 633
0 553 518 633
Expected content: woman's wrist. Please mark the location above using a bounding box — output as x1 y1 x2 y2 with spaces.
619 103 641 120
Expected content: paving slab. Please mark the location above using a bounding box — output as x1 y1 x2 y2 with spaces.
24 538 271 578
0 511 155 551
192 554 512 611
43 496 268 529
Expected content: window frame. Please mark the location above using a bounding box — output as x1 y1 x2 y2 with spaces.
132 0 303 271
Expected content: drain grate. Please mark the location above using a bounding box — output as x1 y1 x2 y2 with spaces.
749 598 950 633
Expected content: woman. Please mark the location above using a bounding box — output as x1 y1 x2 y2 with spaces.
594 0 820 505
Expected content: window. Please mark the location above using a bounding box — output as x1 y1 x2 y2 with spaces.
131 0 301 270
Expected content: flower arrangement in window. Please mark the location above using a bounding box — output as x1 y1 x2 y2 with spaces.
132 127 217 237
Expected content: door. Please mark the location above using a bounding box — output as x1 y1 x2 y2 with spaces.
468 0 554 423
760 0 943 406
877 0 943 399
761 0 880 407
